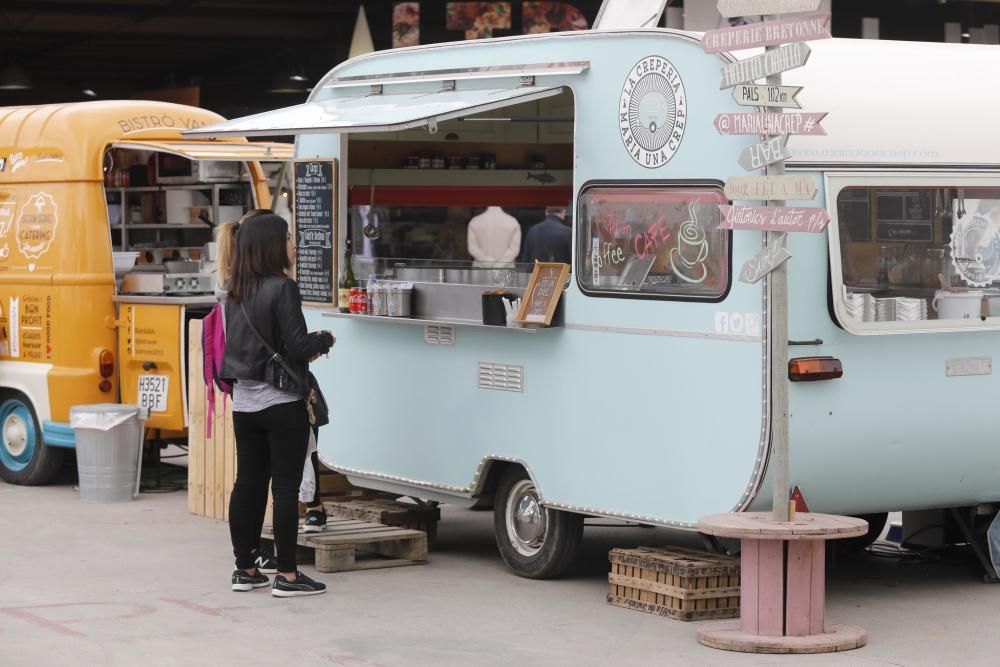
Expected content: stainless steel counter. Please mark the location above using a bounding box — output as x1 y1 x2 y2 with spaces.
113 294 217 306
322 311 548 334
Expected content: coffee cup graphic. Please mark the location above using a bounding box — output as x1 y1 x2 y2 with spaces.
671 203 709 283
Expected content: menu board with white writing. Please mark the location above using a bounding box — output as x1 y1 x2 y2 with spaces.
293 160 337 304
517 262 569 326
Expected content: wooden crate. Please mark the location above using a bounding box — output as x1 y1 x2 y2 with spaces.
607 546 740 622
262 518 427 573
323 498 441 547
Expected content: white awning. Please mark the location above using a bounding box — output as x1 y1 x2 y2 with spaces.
110 139 293 161
183 85 564 138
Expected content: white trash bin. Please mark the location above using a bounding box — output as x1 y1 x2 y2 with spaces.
70 404 145 503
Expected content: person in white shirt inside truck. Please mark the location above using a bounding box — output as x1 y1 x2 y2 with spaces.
466 205 521 267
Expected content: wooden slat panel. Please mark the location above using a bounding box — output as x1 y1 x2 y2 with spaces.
741 539 760 634
186 320 205 517
222 398 235 519
785 539 813 637
757 540 785 637
213 386 225 520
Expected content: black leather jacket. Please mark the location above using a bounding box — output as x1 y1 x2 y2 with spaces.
220 276 331 392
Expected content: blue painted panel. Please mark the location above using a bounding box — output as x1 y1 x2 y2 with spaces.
43 421 76 448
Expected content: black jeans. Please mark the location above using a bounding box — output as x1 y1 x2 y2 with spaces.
229 400 310 573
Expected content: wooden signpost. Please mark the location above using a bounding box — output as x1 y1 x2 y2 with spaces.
701 1 867 655
703 13 830 53
717 0 821 17
720 42 810 89
715 112 826 136
724 175 818 200
732 84 803 109
739 236 791 284
516 261 569 326
737 135 792 171
719 205 830 232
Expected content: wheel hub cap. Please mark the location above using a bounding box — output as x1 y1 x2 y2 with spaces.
4 414 28 457
506 479 547 557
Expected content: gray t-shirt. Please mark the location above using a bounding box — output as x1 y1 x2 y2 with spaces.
232 379 302 413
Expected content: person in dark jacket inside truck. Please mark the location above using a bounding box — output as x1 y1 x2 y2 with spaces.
521 205 572 265
218 210 334 597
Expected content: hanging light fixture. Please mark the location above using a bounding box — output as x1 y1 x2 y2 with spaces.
0 58 31 90
268 68 308 93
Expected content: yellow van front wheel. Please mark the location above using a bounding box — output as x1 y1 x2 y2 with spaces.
0 393 63 485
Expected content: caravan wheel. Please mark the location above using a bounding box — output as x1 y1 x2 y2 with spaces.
493 468 582 579
0 393 62 485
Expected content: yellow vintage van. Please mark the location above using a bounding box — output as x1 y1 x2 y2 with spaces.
0 101 290 484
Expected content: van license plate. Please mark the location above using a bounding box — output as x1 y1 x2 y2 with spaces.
137 375 169 413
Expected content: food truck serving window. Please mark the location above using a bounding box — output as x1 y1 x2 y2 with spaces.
576 184 729 299
834 182 1000 331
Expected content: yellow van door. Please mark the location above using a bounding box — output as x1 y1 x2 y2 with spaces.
117 303 186 431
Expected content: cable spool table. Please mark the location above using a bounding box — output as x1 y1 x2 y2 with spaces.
697 512 868 654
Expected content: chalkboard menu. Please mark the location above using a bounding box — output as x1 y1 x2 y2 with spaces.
517 262 569 326
293 159 337 303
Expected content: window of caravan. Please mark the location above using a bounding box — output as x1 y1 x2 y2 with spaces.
577 185 729 299
342 88 575 287
834 184 1000 330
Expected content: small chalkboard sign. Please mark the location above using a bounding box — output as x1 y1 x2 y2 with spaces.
293 159 337 304
517 262 569 326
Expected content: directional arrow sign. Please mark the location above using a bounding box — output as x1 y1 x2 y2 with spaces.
718 0 822 18
703 13 830 53
740 235 791 284
732 84 803 109
719 205 831 232
737 135 792 171
715 112 826 136
720 42 811 89
724 175 818 201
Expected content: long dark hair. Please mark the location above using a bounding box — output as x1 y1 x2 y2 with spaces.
219 209 290 303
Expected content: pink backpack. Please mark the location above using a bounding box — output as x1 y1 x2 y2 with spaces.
202 303 231 436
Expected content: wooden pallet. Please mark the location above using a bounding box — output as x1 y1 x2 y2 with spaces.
262 518 428 573
323 498 440 547
608 545 740 622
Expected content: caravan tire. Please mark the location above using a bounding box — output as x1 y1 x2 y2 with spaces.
493 468 583 579
0 392 63 486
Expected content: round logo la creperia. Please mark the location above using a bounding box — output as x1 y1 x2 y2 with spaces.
619 56 687 169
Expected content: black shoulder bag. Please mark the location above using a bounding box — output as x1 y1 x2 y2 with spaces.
239 303 330 427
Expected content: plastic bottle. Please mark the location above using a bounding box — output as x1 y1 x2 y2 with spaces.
367 274 377 315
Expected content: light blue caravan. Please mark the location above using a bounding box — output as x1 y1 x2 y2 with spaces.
191 32 1000 578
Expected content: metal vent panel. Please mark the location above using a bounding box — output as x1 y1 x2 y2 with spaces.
424 325 456 345
478 362 524 393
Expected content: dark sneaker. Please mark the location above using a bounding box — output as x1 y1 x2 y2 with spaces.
254 548 278 574
231 569 270 592
302 508 327 533
272 571 327 598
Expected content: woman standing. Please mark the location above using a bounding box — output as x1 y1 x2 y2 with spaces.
218 210 334 597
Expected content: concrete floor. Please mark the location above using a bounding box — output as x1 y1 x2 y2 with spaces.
2 468 1000 666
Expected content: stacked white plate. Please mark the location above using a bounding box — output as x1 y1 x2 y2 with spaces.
843 289 879 322
874 296 928 322
843 289 865 321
